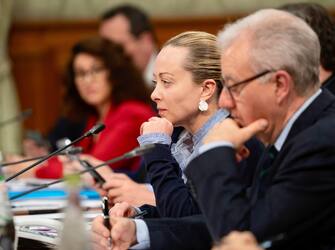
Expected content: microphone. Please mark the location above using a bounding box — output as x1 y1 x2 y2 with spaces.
5 123 105 182
0 147 83 168
84 123 105 136
9 144 155 200
0 109 32 128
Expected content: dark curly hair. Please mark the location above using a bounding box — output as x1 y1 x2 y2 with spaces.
63 36 150 120
279 3 335 72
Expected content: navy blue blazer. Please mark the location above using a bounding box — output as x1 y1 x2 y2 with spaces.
185 90 335 250
145 215 211 250
141 128 263 218
323 73 335 95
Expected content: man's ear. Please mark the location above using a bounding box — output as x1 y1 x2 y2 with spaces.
274 70 292 104
200 79 217 101
138 32 154 47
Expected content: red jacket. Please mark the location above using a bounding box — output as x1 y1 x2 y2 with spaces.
35 100 155 178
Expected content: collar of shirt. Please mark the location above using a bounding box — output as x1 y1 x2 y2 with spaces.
274 89 321 151
192 109 229 148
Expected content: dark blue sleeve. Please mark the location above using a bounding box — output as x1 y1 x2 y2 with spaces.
138 204 160 218
146 215 212 250
144 144 201 217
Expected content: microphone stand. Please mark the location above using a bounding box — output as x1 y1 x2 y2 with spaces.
0 109 32 128
9 144 155 200
5 123 105 182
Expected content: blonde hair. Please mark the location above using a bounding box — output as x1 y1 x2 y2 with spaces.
164 31 222 95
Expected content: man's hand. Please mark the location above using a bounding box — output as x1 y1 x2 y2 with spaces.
109 202 137 218
204 118 268 149
91 216 111 250
110 217 137 250
212 231 263 250
103 173 156 206
140 117 173 136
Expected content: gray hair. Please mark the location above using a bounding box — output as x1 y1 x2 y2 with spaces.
218 9 321 96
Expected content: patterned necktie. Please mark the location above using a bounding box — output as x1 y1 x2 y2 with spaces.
257 145 278 196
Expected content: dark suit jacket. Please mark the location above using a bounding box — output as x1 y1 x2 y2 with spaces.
185 90 335 250
141 131 263 218
323 73 335 95
145 215 212 250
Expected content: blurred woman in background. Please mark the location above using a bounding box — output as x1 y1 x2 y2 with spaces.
6 37 155 179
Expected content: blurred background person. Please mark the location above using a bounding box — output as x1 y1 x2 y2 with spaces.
6 36 154 179
279 2 335 94
99 4 158 88
21 4 159 156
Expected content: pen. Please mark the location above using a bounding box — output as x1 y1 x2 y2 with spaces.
102 196 112 247
102 196 111 230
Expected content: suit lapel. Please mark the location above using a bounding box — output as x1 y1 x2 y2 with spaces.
250 90 335 203
284 90 335 148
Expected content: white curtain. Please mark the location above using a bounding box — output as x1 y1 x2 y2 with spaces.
0 0 22 154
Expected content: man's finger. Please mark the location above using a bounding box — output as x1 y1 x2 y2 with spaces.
240 119 268 142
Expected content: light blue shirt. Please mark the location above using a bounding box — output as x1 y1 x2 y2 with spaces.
138 109 229 182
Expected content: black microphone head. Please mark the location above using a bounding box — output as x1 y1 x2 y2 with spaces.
84 123 105 137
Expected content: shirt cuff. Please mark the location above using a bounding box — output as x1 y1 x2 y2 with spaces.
137 133 171 146
199 141 234 154
130 219 150 249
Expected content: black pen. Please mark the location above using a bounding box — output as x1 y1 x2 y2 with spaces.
102 196 112 246
102 196 111 230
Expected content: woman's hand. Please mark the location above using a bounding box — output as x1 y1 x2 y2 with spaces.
103 173 156 207
140 117 173 136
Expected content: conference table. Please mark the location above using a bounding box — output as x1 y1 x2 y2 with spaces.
8 178 102 250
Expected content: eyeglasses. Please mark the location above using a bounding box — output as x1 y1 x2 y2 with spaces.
75 65 106 82
222 70 273 100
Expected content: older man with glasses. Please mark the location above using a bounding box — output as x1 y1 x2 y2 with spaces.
185 8 335 250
